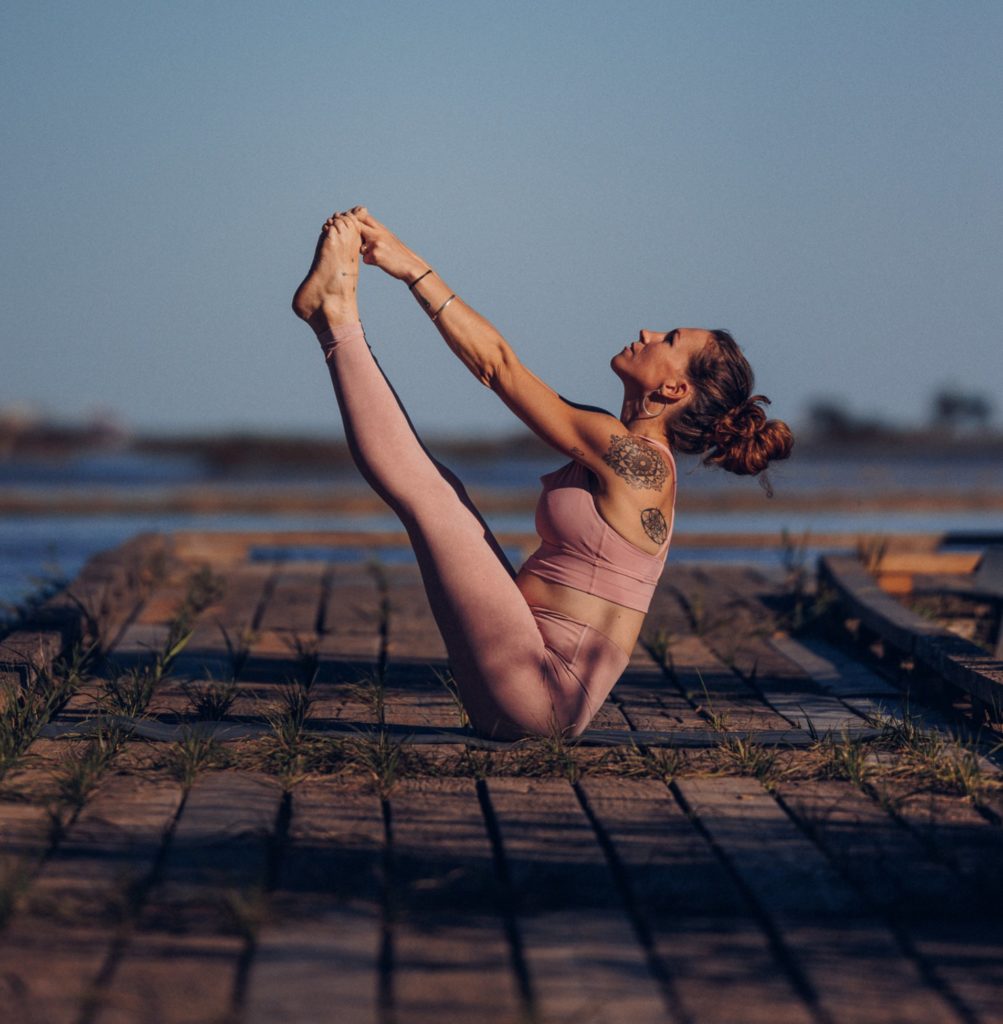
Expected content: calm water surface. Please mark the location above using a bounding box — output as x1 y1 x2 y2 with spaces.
2 449 1001 608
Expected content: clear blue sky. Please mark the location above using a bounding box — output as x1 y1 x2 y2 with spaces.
2 1 1001 438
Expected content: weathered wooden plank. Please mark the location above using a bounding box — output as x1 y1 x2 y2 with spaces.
668 634 796 731
777 779 974 919
316 564 382 676
587 697 632 731
778 778 1001 1022
92 933 249 1024
381 565 475 744
383 666 464 731
487 777 670 1023
907 921 1003 1024
388 778 523 1023
770 634 900 699
771 632 998 775
170 563 276 679
0 630 64 687
244 778 383 1024
613 665 710 733
0 775 182 1024
34 533 169 647
94 771 282 1024
670 567 868 734
891 790 1003 901
256 566 326 635
0 789 57 862
820 554 949 654
383 564 447 664
677 776 961 1023
109 560 199 661
580 777 815 1024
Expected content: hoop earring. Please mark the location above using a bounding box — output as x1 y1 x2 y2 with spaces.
640 396 663 418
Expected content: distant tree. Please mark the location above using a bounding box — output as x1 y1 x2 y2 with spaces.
930 388 994 433
805 398 892 442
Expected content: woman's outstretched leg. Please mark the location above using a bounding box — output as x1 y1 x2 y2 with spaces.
293 212 559 737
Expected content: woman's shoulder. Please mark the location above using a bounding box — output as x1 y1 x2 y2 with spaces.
598 433 676 497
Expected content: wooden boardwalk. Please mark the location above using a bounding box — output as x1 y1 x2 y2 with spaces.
2 530 1003 1023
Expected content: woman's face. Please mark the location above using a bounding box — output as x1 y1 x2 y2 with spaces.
611 327 712 390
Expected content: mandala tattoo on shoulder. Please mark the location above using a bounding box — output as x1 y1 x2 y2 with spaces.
601 435 668 490
641 508 668 545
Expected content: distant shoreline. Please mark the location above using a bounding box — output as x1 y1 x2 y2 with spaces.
2 486 1002 517
4 423 1003 472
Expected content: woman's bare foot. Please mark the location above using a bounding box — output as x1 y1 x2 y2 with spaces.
292 211 362 333
351 207 428 283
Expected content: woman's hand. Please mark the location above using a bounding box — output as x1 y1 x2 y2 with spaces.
352 207 429 284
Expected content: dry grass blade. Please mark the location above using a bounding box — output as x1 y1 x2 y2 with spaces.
101 666 157 719
217 621 257 680
338 728 405 797
165 726 220 790
715 735 783 788
0 645 88 778
432 666 469 728
183 678 239 721
53 723 126 811
286 633 320 688
643 626 676 667
345 671 387 726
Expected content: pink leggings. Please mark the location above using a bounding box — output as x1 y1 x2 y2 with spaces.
319 322 629 739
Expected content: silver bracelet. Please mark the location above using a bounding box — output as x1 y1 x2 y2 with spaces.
430 294 456 322
408 269 433 291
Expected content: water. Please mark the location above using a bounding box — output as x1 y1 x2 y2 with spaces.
2 448 1001 608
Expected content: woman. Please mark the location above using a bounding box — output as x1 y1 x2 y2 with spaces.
293 208 792 739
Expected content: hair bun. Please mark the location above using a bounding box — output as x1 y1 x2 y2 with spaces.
713 395 769 447
709 395 793 478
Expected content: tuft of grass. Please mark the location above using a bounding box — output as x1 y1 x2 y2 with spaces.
260 684 314 785
286 634 320 689
101 619 194 721
448 745 495 779
339 728 405 797
433 667 469 729
179 566 226 620
53 723 125 811
218 622 257 680
183 677 239 721
507 722 582 783
346 671 387 726
0 645 89 778
601 742 688 783
640 745 687 782
266 685 312 744
812 733 875 787
165 726 220 790
864 706 998 802
643 626 676 667
101 666 157 719
715 735 783 788
692 671 731 733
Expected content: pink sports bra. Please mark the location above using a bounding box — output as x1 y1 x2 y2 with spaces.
520 437 676 613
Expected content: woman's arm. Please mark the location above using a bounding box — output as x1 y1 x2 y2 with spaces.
351 208 631 471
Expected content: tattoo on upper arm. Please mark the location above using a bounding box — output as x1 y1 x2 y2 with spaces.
570 446 586 459
601 435 668 490
641 508 668 545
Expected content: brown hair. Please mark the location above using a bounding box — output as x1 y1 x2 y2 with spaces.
667 329 793 484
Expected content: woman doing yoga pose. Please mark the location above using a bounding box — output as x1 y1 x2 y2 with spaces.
293 208 792 740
